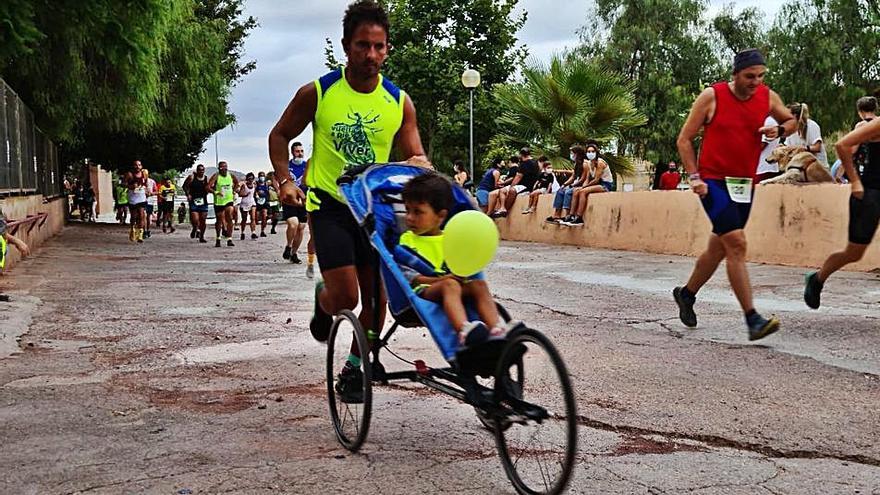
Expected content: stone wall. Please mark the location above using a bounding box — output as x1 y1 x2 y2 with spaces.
496 183 880 271
1 195 66 271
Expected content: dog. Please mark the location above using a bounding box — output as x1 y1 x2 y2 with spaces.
760 145 834 185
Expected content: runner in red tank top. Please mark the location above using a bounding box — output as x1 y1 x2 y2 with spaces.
672 49 796 341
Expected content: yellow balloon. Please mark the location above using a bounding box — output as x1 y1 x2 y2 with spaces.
443 210 499 277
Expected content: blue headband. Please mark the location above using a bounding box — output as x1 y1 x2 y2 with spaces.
734 49 765 72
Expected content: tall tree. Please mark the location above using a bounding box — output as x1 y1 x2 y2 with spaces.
492 54 646 176
577 0 723 163
766 0 880 134
0 0 255 172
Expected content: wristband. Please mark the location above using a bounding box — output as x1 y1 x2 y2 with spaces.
278 177 291 187
688 173 701 182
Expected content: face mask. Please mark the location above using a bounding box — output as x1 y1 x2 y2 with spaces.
292 157 305 165
258 176 266 183
569 153 576 161
586 152 597 160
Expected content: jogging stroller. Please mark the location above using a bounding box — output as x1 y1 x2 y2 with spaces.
325 163 578 495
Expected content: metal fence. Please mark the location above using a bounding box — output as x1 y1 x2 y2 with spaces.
0 78 62 197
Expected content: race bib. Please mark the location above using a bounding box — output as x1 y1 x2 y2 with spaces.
164 192 174 200
221 184 231 196
256 197 266 205
725 177 753 204
194 198 205 206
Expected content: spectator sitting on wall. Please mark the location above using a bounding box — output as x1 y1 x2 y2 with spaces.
0 209 31 302
562 142 613 226
546 145 587 223
659 161 682 190
784 102 828 166
475 157 503 212
487 147 540 218
452 160 469 189
523 156 555 214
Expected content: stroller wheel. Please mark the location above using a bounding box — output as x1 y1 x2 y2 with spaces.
493 327 577 495
326 309 373 452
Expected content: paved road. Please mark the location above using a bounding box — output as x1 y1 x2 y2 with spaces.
1 222 878 494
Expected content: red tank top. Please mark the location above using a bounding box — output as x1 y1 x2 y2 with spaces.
699 82 769 180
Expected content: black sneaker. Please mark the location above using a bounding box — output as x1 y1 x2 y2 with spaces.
270 227 277 234
251 233 258 240
804 271 823 309
291 254 303 264
215 238 221 248
227 239 235 247
199 237 207 243
240 232 245 241
335 366 364 404
260 231 267 238
190 228 196 238
747 313 780 341
282 246 291 260
309 280 332 342
672 287 697 328
569 216 584 226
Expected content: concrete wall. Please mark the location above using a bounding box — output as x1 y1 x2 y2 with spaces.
497 183 880 271
88 165 114 216
1 195 66 271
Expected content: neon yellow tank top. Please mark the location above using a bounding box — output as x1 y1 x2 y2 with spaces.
307 68 406 211
214 173 234 205
399 231 446 275
0 235 6 269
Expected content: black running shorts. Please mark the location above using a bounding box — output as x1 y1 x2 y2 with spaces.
848 188 880 245
310 191 374 271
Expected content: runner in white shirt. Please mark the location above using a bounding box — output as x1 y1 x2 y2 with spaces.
756 115 781 182
238 172 258 240
784 103 828 165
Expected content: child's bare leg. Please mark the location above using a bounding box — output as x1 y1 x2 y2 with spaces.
419 278 467 330
462 280 500 329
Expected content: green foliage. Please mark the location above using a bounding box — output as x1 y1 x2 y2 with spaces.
577 0 725 163
326 0 527 169
766 0 880 133
492 54 646 176
712 5 767 56
0 0 255 172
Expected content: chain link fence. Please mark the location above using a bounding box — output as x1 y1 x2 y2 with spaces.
0 78 62 198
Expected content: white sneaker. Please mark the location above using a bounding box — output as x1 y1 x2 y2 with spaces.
306 264 315 279
521 207 533 214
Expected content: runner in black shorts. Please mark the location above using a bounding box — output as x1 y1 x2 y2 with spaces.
282 143 309 263
805 103 880 308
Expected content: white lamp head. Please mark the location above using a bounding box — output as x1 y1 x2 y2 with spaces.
461 68 481 88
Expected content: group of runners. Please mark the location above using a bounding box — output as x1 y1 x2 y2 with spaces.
267 0 880 382
111 155 317 277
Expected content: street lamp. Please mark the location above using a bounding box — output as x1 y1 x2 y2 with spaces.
461 68 481 186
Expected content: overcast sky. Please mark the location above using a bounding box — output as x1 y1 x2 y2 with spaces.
197 0 785 174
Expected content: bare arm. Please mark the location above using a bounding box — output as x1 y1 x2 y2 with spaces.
492 170 500 188
510 172 524 187
396 95 430 167
837 118 880 198
677 88 715 197
763 90 796 139
4 233 30 257
585 161 607 186
268 83 315 204
207 173 218 192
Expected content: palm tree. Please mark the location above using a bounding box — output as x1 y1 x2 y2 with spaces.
492 54 646 177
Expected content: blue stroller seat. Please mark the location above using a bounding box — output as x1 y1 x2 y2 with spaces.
338 163 487 362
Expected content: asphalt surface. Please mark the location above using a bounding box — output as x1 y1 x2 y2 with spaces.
1 221 879 494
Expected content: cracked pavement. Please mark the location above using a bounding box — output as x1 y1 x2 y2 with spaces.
1 223 879 494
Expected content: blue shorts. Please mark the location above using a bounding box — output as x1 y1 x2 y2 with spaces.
475 189 491 207
600 181 613 192
701 179 753 235
189 200 208 213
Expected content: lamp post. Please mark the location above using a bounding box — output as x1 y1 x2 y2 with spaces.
461 68 481 185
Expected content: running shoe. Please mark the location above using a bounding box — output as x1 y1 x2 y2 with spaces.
545 216 562 224
309 280 332 342
282 246 291 260
270 227 277 234
335 366 364 404
227 239 235 247
215 238 221 248
260 231 267 238
162 226 167 234
240 232 245 241
672 286 697 327
306 263 315 280
804 271 823 309
568 216 584 226
199 237 207 243
747 313 780 341
190 228 197 239
251 233 258 240
169 226 175 233
129 227 136 242
291 254 302 264
521 207 533 214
